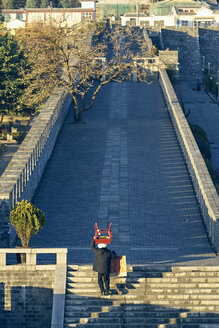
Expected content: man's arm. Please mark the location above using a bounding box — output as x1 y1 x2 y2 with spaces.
91 238 96 250
91 238 99 256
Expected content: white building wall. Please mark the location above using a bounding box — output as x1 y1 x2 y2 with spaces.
27 12 45 22
6 19 25 30
81 1 96 10
63 12 82 26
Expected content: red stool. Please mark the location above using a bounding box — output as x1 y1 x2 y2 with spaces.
94 222 112 244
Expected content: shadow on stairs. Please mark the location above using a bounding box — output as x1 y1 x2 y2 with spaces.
64 265 219 328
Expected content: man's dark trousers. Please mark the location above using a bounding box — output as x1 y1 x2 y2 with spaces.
98 273 109 293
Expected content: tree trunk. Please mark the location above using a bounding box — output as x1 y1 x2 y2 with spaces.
0 114 4 125
74 110 83 123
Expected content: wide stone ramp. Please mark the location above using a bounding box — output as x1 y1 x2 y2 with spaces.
32 81 219 266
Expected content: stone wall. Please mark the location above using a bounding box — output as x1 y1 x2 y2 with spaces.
199 28 219 73
0 266 54 328
161 28 201 80
0 87 72 247
159 68 219 252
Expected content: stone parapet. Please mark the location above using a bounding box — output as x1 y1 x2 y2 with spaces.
159 68 219 253
0 87 72 246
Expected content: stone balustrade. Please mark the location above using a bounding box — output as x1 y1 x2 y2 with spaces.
0 248 68 266
159 68 219 252
0 87 72 246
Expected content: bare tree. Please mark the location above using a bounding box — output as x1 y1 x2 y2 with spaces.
18 22 151 122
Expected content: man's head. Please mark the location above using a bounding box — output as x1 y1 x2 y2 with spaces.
98 243 107 248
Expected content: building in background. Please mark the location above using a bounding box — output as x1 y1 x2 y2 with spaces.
2 0 96 30
121 0 219 28
96 0 150 20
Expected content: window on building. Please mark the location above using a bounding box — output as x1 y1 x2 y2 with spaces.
4 14 10 22
83 12 92 18
182 20 188 26
16 13 23 20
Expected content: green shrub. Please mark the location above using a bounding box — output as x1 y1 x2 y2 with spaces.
203 73 218 98
12 131 22 142
10 200 45 248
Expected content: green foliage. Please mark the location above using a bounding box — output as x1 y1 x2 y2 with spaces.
94 21 106 32
0 32 28 123
203 72 218 99
40 0 49 7
59 0 69 7
10 199 45 247
12 130 22 141
189 123 211 160
6 0 15 9
26 0 39 8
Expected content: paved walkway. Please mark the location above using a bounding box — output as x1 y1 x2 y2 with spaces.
29 81 219 266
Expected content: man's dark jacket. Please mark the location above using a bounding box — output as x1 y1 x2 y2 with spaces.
91 239 117 275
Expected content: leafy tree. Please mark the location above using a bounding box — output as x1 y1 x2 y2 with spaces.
59 0 69 7
6 0 15 9
26 0 39 8
18 22 151 122
10 200 45 248
0 32 27 124
40 0 49 7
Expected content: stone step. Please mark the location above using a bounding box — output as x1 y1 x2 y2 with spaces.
68 266 219 273
66 289 219 300
65 293 219 305
179 325 219 328
67 271 146 278
67 265 172 273
67 282 219 290
146 277 219 283
146 283 219 288
66 282 143 289
163 272 219 278
67 276 146 283
65 310 187 318
172 267 219 273
179 317 219 324
64 325 177 328
64 317 178 325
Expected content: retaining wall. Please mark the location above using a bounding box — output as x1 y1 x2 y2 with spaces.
0 248 67 328
0 87 72 247
159 68 219 252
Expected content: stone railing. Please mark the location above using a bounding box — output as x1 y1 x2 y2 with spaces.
143 27 153 51
0 87 72 246
159 68 219 252
0 248 67 266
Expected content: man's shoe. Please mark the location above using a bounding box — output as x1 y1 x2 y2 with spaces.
100 291 105 295
104 290 111 296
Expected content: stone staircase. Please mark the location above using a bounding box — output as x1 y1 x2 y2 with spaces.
64 265 219 328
